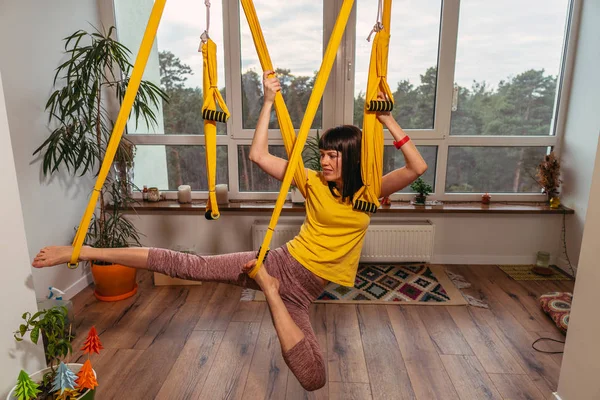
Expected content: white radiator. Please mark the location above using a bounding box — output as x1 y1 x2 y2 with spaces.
252 220 434 263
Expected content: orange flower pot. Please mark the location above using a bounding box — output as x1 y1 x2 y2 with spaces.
91 263 138 302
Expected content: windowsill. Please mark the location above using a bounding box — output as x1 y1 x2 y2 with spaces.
123 200 574 215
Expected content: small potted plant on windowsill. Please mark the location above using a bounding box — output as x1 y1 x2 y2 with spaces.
9 306 100 400
410 177 433 205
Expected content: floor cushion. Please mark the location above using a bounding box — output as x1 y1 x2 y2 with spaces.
539 292 572 334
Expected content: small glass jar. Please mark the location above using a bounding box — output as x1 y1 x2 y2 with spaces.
147 187 160 202
536 251 550 268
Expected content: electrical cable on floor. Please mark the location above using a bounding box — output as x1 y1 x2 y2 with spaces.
532 337 565 354
560 209 576 277
531 210 573 354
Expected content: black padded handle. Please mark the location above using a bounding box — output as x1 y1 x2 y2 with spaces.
202 109 229 123
353 200 378 213
367 100 394 112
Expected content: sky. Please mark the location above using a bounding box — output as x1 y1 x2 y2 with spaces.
145 0 570 95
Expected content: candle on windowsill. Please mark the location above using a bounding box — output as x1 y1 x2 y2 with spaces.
216 184 229 205
177 185 192 204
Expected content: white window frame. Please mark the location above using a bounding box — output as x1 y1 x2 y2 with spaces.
119 0 581 202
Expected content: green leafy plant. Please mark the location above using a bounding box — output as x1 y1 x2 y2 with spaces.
302 130 322 172
290 132 322 202
14 306 74 398
410 177 433 204
33 26 167 249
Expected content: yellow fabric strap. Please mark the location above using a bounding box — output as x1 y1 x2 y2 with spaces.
355 0 393 210
242 0 355 278
68 0 167 268
202 39 230 220
240 0 307 199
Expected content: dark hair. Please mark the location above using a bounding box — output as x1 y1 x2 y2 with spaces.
319 125 364 202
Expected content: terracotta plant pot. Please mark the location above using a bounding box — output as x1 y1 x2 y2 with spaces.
91 263 137 302
7 363 96 400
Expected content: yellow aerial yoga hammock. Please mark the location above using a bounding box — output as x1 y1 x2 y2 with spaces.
200 0 230 220
355 0 394 213
68 0 168 268
244 0 393 278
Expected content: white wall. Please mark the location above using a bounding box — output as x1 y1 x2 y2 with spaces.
0 71 46 396
131 212 562 266
556 131 600 400
0 1 101 299
558 0 600 273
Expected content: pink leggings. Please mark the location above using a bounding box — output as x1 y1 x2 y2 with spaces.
147 245 327 391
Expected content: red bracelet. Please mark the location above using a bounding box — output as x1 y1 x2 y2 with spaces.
393 136 410 149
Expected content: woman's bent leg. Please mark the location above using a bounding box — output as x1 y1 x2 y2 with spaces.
281 304 326 391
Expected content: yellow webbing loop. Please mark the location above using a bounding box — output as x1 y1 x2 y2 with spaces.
241 0 355 278
354 0 393 212
202 38 230 220
68 0 167 268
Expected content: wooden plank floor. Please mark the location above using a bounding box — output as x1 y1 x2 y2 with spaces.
67 265 573 400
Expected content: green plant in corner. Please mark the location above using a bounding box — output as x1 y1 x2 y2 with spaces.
302 130 322 172
290 131 322 204
14 306 74 399
33 26 167 250
410 177 433 205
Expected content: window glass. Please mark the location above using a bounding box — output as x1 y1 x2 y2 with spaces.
450 0 569 136
383 146 437 193
115 0 227 135
240 0 323 129
446 146 549 193
133 145 228 191
238 145 287 192
354 0 441 129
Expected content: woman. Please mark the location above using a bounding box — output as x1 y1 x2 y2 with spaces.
32 71 427 391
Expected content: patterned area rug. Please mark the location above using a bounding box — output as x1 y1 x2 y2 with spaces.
247 264 467 306
499 265 573 281
314 264 467 305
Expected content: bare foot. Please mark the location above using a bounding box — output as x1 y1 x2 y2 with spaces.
245 262 280 296
32 246 90 268
257 268 280 296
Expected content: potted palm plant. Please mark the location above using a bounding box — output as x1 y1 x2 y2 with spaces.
9 306 97 400
410 177 433 205
33 26 167 301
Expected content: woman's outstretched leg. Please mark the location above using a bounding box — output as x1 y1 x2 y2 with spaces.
32 246 259 289
32 246 150 269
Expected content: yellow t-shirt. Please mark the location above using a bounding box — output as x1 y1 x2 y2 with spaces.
287 169 371 286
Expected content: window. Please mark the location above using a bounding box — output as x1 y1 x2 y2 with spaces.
115 0 576 201
239 0 323 130
354 0 442 130
384 146 438 193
